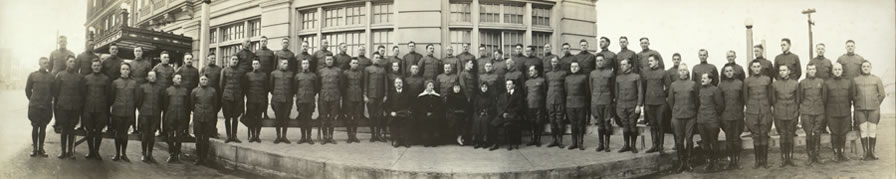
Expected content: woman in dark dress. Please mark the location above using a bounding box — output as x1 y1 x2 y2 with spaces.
415 80 443 147
472 82 496 149
445 84 469 145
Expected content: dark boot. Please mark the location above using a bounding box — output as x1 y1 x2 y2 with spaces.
603 134 611 152
752 145 761 169
224 121 233 143
646 129 659 153
869 137 878 160
595 134 605 152
618 134 631 153
675 144 686 173
630 132 639 153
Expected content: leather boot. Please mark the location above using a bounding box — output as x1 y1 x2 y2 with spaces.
603 134 611 152
869 137 878 160
646 129 659 153
705 144 716 171
761 145 770 169
618 134 631 152
630 132 639 153
595 134 605 152
567 131 578 150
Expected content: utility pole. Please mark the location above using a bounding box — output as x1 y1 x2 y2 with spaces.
802 8 816 58
745 18 754 64
199 0 210 68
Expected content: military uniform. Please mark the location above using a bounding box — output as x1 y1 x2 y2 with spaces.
853 72 885 160
744 73 773 168
26 68 55 156
335 52 352 70
544 66 567 147
836 53 864 79
76 51 98 75
772 77 799 165
724 62 746 81
82 71 110 158
824 75 853 160
49 48 75 75
294 69 319 144
598 49 618 72
616 48 636 72
565 70 589 150
386 55 404 75
540 52 558 74
311 49 333 72
504 68 524 91
244 70 268 142
256 47 276 74
270 69 294 143
293 50 309 73
163 84 189 161
318 66 343 143
111 76 138 160
752 57 775 80
437 71 459 97
402 51 423 76
525 74 547 146
130 58 152 84
641 66 668 153
237 49 256 73
668 78 698 171
799 76 826 162
615 70 642 153
559 53 575 73
809 56 832 80
590 67 614 151
365 63 389 141
199 64 222 110
152 63 175 88
103 56 123 80
510 54 529 74
418 54 442 81
220 66 245 142
719 76 744 168
524 55 543 75
54 68 84 157
636 49 663 74
344 67 364 142
178 65 200 91
456 52 476 75
405 74 425 96
774 52 802 80
191 85 217 164
476 56 493 74
692 62 719 86
136 80 163 160
698 84 724 169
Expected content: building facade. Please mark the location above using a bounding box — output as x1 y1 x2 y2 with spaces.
86 0 596 66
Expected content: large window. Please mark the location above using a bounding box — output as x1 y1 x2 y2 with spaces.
532 32 552 56
372 30 393 51
449 2 471 23
532 6 551 26
503 4 524 24
479 4 500 23
220 44 242 64
323 7 343 27
449 29 471 54
502 31 524 58
209 29 216 43
300 9 318 30
299 35 319 53
324 31 366 56
480 30 501 55
372 3 393 24
481 30 525 58
345 6 366 26
221 22 245 42
324 5 366 28
248 19 261 37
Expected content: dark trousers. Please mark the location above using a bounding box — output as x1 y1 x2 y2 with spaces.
645 104 666 148
472 112 492 144
447 110 466 141
139 115 160 155
774 118 798 144
547 104 566 139
319 100 341 138
489 119 520 146
194 120 213 161
389 112 412 144
592 105 612 135
367 99 385 137
672 117 697 151
745 113 772 145
528 108 545 141
567 107 586 146
721 119 744 151
296 103 315 139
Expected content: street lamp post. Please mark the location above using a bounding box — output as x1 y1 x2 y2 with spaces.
745 18 754 64
199 0 211 68
802 8 817 58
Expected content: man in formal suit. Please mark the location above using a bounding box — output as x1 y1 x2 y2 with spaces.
490 79 524 151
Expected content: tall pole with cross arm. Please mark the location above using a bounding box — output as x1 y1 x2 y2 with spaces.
802 8 816 58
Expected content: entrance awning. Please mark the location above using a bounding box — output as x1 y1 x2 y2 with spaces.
92 25 193 66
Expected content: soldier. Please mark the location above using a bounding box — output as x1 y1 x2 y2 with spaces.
294 59 318 144
387 61 403 93
523 46 542 76
406 65 425 97
385 78 413 147
335 43 352 70
54 56 83 159
809 43 833 80
270 60 294 144
854 61 885 160
365 53 389 142
616 58 643 153
357 46 372 68
418 44 442 81
472 82 496 149
256 36 276 74
236 39 257 73
199 53 223 138
745 60 773 169
311 39 333 72
153 51 176 88
669 63 698 173
110 63 138 162
403 41 423 76
510 44 528 72
318 55 343 144
446 84 469 145
641 55 668 154
417 80 443 147
276 37 298 73
591 54 615 152
458 61 478 143
478 63 499 100
76 39 99 75
162 74 189 163
575 40 596 73
617 36 637 73
837 40 864 79
490 80 524 151
192 75 217 165
636 37 664 74
525 65 547 147
177 54 200 138
244 60 268 143
49 36 75 75
83 59 109 160
26 57 55 158
294 40 310 73
752 45 775 79
545 56 567 148
103 44 124 83
799 64 826 164
696 73 724 171
344 58 364 143
374 45 388 66
437 64 459 99
664 53 683 143
724 50 746 81
565 62 589 150
693 49 719 86
476 45 492 74
137 71 163 163
504 59 524 91
221 56 245 143
559 43 575 72
131 47 152 88
719 64 745 169
442 46 460 76
540 43 557 74
597 37 617 73
456 43 477 75
387 45 404 75
492 50 508 92
774 38 802 80
825 63 852 161
773 65 799 167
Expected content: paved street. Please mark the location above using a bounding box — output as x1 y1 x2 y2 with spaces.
0 90 255 179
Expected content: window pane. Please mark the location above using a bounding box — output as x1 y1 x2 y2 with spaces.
479 4 499 23
372 30 393 51
324 31 366 56
450 3 471 23
449 29 471 55
480 30 501 55
503 5 523 24
373 3 393 24
300 35 319 53
300 10 318 30
532 32 552 56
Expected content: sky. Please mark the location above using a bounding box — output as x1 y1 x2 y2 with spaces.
595 0 895 80
0 0 87 69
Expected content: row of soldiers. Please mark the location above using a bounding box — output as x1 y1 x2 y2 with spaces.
30 35 885 171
